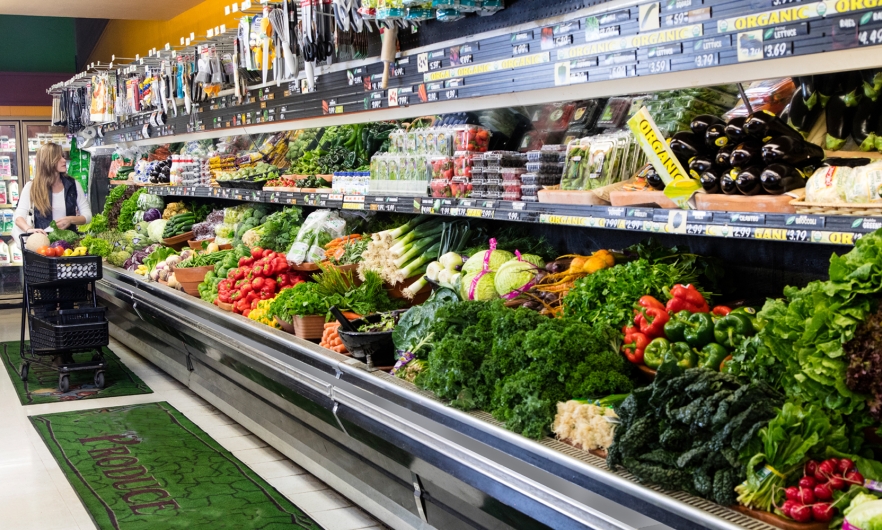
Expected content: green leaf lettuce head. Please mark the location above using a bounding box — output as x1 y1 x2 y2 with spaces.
844 497 882 530
729 228 882 419
47 221 80 244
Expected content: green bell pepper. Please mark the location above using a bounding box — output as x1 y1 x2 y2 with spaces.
731 306 761 332
663 310 691 342
697 343 729 371
665 342 698 369
713 313 755 349
643 337 671 369
683 312 715 347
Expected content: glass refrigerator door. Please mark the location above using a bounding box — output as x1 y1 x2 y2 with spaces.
22 121 50 182
0 121 23 306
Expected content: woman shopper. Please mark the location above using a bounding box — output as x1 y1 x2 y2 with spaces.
12 143 92 239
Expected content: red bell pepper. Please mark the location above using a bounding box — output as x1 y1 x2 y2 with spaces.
636 295 666 311
622 326 649 364
251 277 265 290
634 307 670 339
263 249 274 259
251 298 260 310
227 268 239 280
242 310 251 318
218 292 231 303
238 256 254 267
251 247 264 259
260 287 274 299
276 273 291 287
262 277 277 293
712 305 732 317
246 291 258 304
235 298 250 313
666 284 710 313
239 283 254 296
272 257 288 275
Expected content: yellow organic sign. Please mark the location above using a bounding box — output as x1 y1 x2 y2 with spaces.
556 24 703 60
422 52 551 82
627 107 700 209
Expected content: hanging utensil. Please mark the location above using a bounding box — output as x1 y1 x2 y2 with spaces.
269 8 298 80
260 7 271 84
380 23 397 90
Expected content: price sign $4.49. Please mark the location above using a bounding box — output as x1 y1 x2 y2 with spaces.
859 27 882 46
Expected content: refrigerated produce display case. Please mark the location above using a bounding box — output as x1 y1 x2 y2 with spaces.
39 0 882 528
0 121 24 307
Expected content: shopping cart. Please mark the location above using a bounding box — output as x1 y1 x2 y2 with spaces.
19 234 108 392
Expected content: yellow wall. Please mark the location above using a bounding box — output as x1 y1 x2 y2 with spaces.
88 0 240 66
0 106 51 117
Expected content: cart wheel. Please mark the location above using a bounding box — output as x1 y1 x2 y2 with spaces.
19 363 28 381
92 353 102 362
94 371 105 389
58 374 70 393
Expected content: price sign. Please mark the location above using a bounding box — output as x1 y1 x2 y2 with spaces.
694 53 718 68
393 66 406 77
609 65 635 79
764 41 792 58
445 89 458 100
686 224 706 235
731 226 753 239
859 27 882 46
648 59 670 74
786 229 810 242
459 54 473 64
512 43 530 56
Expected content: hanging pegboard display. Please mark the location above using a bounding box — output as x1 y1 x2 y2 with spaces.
103 0 882 145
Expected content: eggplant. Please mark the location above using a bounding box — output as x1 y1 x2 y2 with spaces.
725 117 750 143
779 103 791 126
744 110 803 141
852 96 881 152
788 86 822 135
691 115 725 138
762 135 825 165
824 157 872 168
825 96 857 151
816 73 840 107
688 155 716 179
861 69 880 100
720 169 740 195
760 164 806 194
705 123 729 149
800 76 815 100
735 166 766 196
669 131 706 162
646 168 666 191
730 139 763 167
842 70 864 108
700 169 722 194
715 144 735 169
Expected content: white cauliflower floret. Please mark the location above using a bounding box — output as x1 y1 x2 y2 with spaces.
552 401 618 451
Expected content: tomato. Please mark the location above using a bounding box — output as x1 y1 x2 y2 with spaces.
37 246 49 256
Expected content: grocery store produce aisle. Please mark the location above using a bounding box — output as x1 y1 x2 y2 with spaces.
0 309 387 530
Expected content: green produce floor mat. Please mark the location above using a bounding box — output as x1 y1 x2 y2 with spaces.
2 341 153 405
31 402 324 530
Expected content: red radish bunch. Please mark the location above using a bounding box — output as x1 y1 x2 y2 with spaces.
778 458 865 523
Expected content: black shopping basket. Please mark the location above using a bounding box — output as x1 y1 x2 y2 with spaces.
19 234 108 392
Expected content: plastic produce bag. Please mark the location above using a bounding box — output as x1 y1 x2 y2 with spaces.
137 192 165 211
286 210 346 264
805 166 850 203
843 161 882 203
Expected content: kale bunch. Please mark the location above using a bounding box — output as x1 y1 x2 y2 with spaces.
416 300 633 439
607 368 782 506
846 302 882 419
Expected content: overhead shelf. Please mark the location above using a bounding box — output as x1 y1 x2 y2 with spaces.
147 185 877 247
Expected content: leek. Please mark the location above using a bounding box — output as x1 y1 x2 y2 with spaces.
426 261 443 281
396 242 441 284
390 220 444 256
385 214 433 240
393 236 439 268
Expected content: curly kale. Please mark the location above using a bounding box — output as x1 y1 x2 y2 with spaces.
416 300 633 439
607 367 782 506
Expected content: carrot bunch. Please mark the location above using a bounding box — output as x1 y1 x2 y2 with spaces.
320 322 348 354
324 234 362 262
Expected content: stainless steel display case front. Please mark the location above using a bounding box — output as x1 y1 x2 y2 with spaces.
97 267 774 530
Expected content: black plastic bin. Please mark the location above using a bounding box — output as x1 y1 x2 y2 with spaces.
30 308 109 353
23 249 102 285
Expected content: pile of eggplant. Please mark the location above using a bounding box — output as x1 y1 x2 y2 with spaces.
786 70 882 152
653 111 824 196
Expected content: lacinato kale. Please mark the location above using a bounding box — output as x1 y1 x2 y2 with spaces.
846 302 882 419
415 300 633 439
606 367 782 506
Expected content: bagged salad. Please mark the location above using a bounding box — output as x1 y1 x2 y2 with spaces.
286 210 346 265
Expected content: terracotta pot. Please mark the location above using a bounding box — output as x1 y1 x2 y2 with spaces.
385 274 431 305
188 238 214 250
274 316 296 334
162 231 195 251
216 301 234 311
179 280 202 296
292 315 326 339
173 265 214 284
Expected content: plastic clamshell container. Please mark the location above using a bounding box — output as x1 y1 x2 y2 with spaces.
525 161 565 174
429 156 454 180
501 167 527 181
502 191 522 201
545 102 577 131
503 180 522 193
520 184 539 196
520 195 539 202
453 151 475 178
430 179 452 198
453 125 490 152
450 177 472 198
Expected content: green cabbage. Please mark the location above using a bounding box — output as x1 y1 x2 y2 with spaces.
519 254 545 269
461 271 499 301
146 219 168 243
462 249 514 274
845 498 882 529
494 260 538 298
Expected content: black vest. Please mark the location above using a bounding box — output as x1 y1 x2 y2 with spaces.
33 175 78 230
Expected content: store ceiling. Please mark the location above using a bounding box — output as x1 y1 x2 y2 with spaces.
0 0 204 20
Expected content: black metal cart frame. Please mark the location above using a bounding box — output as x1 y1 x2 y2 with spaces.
19 234 108 392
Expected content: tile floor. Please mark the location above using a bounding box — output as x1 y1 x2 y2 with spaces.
0 308 387 530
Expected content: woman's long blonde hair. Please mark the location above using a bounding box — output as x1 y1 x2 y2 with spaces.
32 143 64 216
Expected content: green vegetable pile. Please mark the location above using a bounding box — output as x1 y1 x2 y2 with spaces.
118 188 147 232
198 270 222 303
243 206 303 252
80 213 108 234
269 282 330 320
729 228 882 421
607 367 782 506
415 301 633 439
286 129 321 162
177 249 232 269
80 234 113 257
47 221 80 245
102 185 136 230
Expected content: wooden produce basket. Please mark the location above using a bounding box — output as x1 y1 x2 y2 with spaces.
695 193 798 213
386 274 431 305
216 300 234 312
790 200 882 216
293 315 326 339
732 505 828 530
274 316 296 334
188 238 214 249
172 265 215 284
162 231 195 251
609 190 678 209
538 189 610 205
